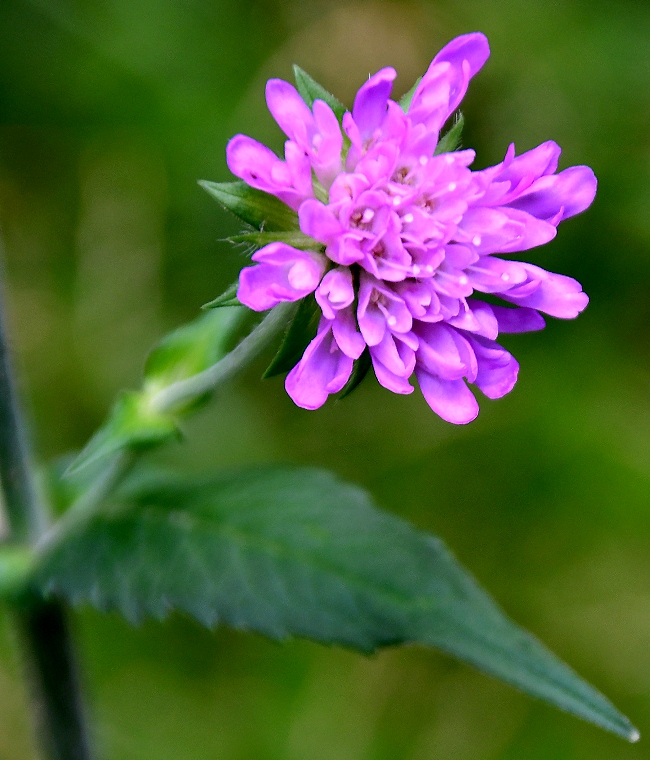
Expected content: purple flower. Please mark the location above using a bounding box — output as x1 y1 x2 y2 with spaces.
228 32 595 423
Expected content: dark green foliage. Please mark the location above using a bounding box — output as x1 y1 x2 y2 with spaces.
202 282 241 309
65 392 179 476
144 308 244 390
398 77 422 112
226 231 322 251
199 180 300 232
34 466 636 740
338 348 372 400
293 65 347 122
263 295 320 378
434 113 465 155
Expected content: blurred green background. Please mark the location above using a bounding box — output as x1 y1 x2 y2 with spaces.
1 0 650 757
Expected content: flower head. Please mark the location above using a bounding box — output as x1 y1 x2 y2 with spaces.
227 32 595 423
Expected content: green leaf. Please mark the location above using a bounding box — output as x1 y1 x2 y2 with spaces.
293 65 347 122
263 295 319 378
434 113 465 155
226 231 322 251
199 180 300 232
202 282 241 309
398 76 422 112
338 348 372 400
144 307 244 392
35 466 637 741
65 392 178 476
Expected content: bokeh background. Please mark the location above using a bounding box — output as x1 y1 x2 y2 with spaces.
1 0 650 757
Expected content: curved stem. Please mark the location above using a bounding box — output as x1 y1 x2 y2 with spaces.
149 301 296 414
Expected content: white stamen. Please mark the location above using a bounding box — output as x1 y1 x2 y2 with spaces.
412 265 421 275
361 208 375 223
501 273 510 281
448 182 457 192
425 265 434 273
403 213 414 224
392 196 401 206
419 155 428 166
445 155 455 165
387 315 397 327
459 275 468 285
472 235 482 247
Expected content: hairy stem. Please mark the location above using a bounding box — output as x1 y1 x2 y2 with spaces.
150 301 296 413
0 238 93 760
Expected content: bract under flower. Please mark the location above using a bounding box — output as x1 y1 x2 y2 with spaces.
227 32 595 423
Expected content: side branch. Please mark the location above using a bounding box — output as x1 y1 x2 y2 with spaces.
149 301 296 413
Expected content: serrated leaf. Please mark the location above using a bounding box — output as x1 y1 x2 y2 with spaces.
144 307 244 391
293 65 347 122
36 466 637 741
202 282 240 309
65 392 178 476
434 113 465 155
199 180 300 232
338 348 372 400
263 295 319 378
227 231 322 251
398 76 422 112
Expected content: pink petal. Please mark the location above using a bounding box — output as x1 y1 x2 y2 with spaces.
467 335 519 399
502 264 589 318
285 324 353 409
416 367 479 424
491 305 545 333
266 79 314 143
352 67 397 141
507 166 597 222
237 243 325 311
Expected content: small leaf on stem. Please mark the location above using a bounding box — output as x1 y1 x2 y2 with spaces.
199 180 300 232
202 282 241 310
398 76 422 112
144 307 244 394
338 348 372 399
293 66 347 122
263 295 320 378
227 231 322 251
434 113 465 155
65 393 178 476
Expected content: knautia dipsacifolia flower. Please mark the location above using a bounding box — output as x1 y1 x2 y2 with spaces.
227 32 595 423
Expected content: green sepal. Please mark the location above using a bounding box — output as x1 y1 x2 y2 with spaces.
199 180 300 232
65 391 179 476
398 76 422 112
434 113 465 155
202 282 241 309
263 296 319 378
34 465 638 741
338 347 372 399
144 307 244 391
293 65 347 122
0 545 34 601
226 231 322 252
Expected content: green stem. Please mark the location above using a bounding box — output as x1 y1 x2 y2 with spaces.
35 452 132 561
150 301 296 413
16 601 93 760
0 238 93 760
37 303 296 562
